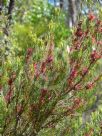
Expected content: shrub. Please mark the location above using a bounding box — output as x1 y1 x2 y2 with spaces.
0 13 102 136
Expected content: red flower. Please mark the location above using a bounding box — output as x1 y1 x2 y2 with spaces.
96 20 101 25
67 78 74 87
33 63 40 78
41 62 46 73
70 69 78 79
97 41 102 45
81 67 88 75
33 63 37 69
16 104 23 115
8 78 13 86
92 36 96 44
39 89 48 105
74 98 81 105
75 84 82 90
85 30 89 36
27 48 33 56
46 56 53 63
75 28 83 37
30 104 38 112
73 98 83 110
5 90 13 104
90 50 101 62
8 72 16 86
41 89 48 98
88 12 96 21
85 82 93 90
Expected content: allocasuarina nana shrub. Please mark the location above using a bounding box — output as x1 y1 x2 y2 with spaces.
0 12 102 136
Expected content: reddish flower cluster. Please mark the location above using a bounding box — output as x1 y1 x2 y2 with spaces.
92 36 96 44
39 88 52 105
73 98 81 105
39 89 48 104
67 98 83 115
68 68 78 87
97 41 102 45
74 98 84 110
8 78 13 86
29 103 38 112
85 82 94 90
8 72 16 86
26 48 33 63
88 12 96 21
46 56 53 63
96 20 101 25
81 67 88 76
4 89 13 104
75 21 83 37
96 19 102 33
73 39 81 50
5 72 16 104
90 50 101 62
41 62 46 73
33 63 40 78
16 104 23 116
40 89 48 98
70 69 78 79
75 28 83 37
75 83 82 90
27 48 33 56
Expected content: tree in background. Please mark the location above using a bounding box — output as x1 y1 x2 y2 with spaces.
67 0 80 27
60 0 64 8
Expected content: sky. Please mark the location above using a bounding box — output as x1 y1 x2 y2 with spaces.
48 0 60 6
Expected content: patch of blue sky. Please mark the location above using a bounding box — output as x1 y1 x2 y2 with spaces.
48 0 60 6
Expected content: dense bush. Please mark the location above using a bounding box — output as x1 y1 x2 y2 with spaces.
0 9 102 136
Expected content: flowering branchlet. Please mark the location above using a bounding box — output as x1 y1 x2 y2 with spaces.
16 104 23 116
73 98 83 109
70 68 78 79
40 89 48 98
26 48 33 63
41 62 46 73
4 89 13 104
46 56 53 63
81 67 88 76
27 48 33 56
75 27 83 37
85 82 94 90
8 72 16 86
75 83 82 90
90 50 101 62
29 103 38 113
88 12 96 21
67 98 83 115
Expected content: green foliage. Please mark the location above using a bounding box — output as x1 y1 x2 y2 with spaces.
11 1 70 53
0 1 102 136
